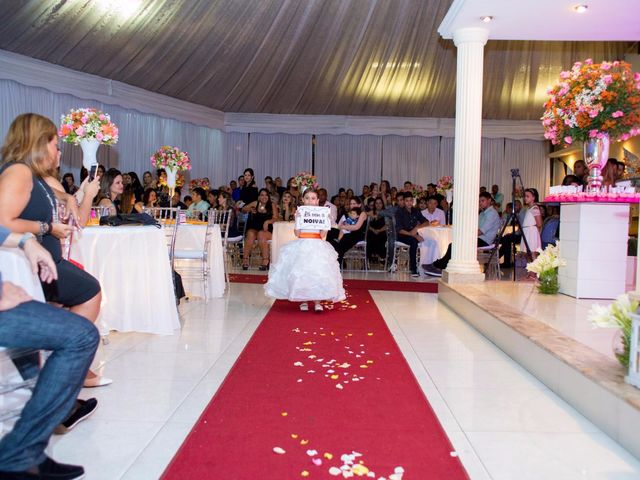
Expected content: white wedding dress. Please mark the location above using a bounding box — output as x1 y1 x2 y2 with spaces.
265 230 346 302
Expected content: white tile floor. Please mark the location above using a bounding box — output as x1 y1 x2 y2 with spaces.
40 282 640 479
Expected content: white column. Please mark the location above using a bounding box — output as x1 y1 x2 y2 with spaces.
443 27 489 284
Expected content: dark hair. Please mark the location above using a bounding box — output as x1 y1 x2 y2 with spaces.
404 191 414 199
349 206 362 215
404 181 412 186
561 175 581 186
427 196 439 203
156 168 166 177
479 191 493 201
120 188 136 214
243 168 256 188
80 166 88 183
143 187 156 205
524 188 539 204
256 188 274 214
427 183 437 189
98 168 122 201
193 187 206 200
174 186 182 196
62 173 75 194
184 195 193 202
129 172 142 189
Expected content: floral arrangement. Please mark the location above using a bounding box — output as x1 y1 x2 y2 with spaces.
588 294 638 367
189 178 210 191
542 59 640 145
159 173 185 188
293 171 318 192
436 176 453 194
58 108 119 145
150 145 191 171
526 244 566 294
411 184 424 199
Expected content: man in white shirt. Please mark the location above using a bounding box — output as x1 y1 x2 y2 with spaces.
420 196 446 226
318 188 337 227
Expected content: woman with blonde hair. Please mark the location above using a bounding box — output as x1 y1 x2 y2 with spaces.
0 113 107 387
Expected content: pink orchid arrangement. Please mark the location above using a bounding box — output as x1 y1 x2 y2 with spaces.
541 59 640 145
189 178 210 191
59 108 118 145
150 145 191 171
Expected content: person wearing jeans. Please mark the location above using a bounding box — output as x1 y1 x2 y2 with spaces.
0 225 99 479
394 192 430 277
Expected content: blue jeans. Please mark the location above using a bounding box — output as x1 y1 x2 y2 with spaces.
0 301 99 471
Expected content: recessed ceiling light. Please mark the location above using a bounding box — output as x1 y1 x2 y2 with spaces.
574 4 588 13
480 16 493 23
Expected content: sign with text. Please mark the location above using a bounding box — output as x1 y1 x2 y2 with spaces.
295 206 332 231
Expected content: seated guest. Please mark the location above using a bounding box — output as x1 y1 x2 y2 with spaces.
572 159 588 184
423 191 501 276
561 174 582 186
338 208 361 241
232 175 244 201
128 171 144 201
491 185 504 210
240 168 259 205
207 190 218 209
617 161 626 179
241 188 278 270
142 170 155 190
317 188 337 226
95 168 124 216
395 191 430 277
0 224 100 480
275 176 286 197
120 187 139 214
187 187 211 218
367 197 388 262
0 113 104 387
62 173 78 195
330 197 368 265
171 186 188 209
141 187 158 209
217 190 242 238
440 198 451 225
602 158 619 187
279 190 297 221
421 196 446 225
183 195 193 208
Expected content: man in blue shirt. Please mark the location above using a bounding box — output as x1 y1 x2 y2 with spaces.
0 225 99 479
394 192 430 277
423 192 501 276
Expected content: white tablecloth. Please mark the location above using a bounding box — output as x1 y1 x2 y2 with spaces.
71 226 180 335
271 221 297 265
0 248 45 301
174 224 225 298
417 226 453 265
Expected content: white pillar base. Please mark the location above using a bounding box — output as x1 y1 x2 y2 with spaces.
442 270 485 285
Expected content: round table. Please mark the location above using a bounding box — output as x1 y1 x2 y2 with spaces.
0 247 45 301
417 226 453 265
71 225 180 335
174 223 225 299
270 221 297 265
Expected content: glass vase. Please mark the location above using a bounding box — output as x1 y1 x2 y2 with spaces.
537 269 559 295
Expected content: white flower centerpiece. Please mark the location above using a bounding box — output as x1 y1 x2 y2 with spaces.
525 244 566 294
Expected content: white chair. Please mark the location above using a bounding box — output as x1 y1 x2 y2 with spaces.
174 209 217 301
0 348 39 429
342 217 370 272
145 206 180 224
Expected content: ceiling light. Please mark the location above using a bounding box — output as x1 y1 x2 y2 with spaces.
480 16 493 23
574 4 588 13
96 0 141 18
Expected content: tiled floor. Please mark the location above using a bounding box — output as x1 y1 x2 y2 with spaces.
38 278 640 479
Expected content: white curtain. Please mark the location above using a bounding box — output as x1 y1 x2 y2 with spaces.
479 138 506 192
0 79 229 186
247 133 311 187
437 137 456 182
381 136 440 188
315 134 382 197
503 139 551 199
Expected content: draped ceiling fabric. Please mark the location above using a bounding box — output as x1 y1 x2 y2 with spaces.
0 1 632 120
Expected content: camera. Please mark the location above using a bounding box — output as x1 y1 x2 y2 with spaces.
510 168 520 177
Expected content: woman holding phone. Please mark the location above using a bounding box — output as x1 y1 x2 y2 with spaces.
0 113 108 387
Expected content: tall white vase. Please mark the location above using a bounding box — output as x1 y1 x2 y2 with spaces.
166 166 178 197
80 138 100 170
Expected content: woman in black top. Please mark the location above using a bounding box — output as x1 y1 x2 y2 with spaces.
128 171 144 202
0 113 103 385
95 168 124 215
367 197 388 262
239 167 259 205
241 188 278 270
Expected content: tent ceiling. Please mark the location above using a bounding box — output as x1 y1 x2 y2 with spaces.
0 0 633 120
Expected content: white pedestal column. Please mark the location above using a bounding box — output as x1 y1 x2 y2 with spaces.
558 203 629 299
442 27 489 285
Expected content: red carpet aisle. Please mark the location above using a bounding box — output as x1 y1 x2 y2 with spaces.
229 273 439 294
162 287 466 479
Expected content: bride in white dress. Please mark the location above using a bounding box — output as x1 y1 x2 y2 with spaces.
265 188 345 312
520 188 542 257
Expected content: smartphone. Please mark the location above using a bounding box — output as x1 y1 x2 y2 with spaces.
89 164 98 181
